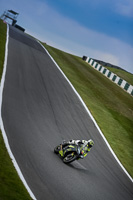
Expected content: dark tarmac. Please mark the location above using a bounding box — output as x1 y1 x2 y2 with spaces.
2 26 133 200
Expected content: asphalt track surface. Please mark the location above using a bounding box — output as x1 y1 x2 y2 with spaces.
2 26 133 200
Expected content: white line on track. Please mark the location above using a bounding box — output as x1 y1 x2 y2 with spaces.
0 25 37 200
0 25 132 200
38 41 133 183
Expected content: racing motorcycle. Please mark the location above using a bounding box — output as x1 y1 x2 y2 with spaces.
54 141 83 164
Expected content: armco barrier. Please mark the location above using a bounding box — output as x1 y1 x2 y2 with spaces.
84 57 133 97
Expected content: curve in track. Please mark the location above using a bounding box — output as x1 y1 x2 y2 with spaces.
1 26 133 200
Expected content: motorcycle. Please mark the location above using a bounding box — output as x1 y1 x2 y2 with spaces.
54 141 83 164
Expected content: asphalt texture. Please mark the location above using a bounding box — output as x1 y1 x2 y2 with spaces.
2 26 133 200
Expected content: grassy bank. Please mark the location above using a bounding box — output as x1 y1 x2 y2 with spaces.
0 20 32 200
42 43 133 178
0 18 132 200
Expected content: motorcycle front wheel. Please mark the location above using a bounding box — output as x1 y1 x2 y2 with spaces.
54 145 61 154
63 152 77 164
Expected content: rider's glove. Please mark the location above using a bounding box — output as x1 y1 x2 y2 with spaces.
79 155 84 159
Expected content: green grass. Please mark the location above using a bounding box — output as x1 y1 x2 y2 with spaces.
42 43 133 178
0 20 32 200
0 18 133 199
0 135 32 200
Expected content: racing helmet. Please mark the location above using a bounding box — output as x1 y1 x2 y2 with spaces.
88 139 94 148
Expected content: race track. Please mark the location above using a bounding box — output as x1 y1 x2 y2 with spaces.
1 26 133 200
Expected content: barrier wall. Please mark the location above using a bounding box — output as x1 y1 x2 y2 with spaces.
85 57 133 97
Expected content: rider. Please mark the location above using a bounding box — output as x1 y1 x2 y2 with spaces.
59 139 94 158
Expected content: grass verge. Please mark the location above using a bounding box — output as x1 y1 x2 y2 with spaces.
0 20 32 200
42 43 133 178
0 19 132 199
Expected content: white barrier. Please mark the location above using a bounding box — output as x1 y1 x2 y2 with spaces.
84 57 133 97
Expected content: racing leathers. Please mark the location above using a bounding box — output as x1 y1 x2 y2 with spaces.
59 139 92 158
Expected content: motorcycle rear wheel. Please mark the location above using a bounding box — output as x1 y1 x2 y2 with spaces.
63 152 77 164
54 145 61 154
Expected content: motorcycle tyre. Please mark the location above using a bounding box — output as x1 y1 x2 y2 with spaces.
63 153 77 164
54 145 61 154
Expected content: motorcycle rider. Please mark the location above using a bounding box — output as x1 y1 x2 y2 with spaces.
59 139 94 158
